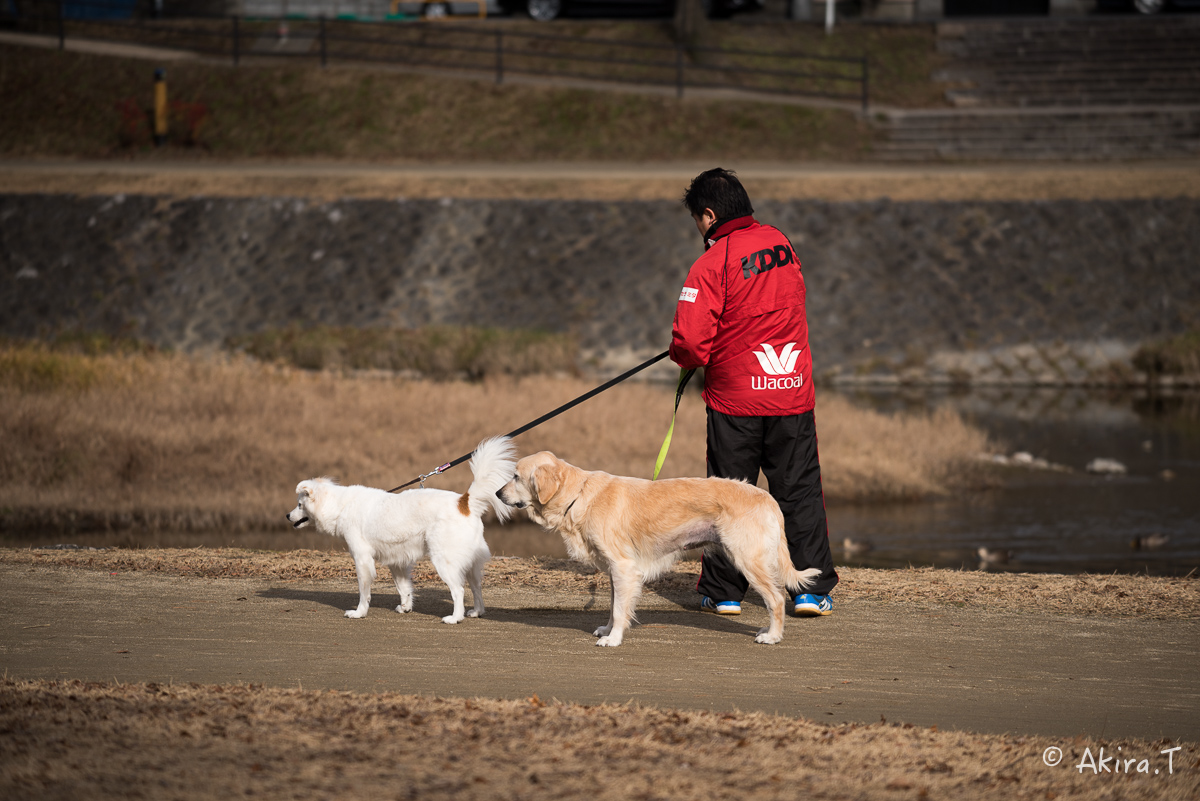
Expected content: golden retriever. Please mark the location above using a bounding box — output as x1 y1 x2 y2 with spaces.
496 451 820 646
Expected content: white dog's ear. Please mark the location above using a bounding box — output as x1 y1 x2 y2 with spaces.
532 463 561 506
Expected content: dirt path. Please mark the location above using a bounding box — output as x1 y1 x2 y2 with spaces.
3 556 1198 800
3 159 1199 202
3 557 1197 742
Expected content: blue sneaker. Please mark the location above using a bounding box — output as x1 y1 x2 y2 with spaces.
701 596 742 615
794 594 832 617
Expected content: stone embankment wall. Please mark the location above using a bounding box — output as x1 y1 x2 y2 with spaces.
2 193 1197 386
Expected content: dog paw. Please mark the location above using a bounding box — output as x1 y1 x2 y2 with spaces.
345 609 367 619
594 635 623 647
466 609 482 618
593 625 612 637
394 604 411 614
754 631 782 644
441 615 463 625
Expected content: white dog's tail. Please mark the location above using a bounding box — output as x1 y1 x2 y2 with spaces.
466 436 518 523
776 507 823 593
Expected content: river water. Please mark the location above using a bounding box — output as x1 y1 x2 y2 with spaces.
823 386 1200 577
10 388 1198 578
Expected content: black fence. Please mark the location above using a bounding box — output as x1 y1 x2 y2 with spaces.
3 0 870 112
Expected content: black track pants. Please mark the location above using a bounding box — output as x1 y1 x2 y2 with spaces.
696 408 839 601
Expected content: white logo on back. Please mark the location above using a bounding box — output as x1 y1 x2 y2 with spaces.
754 343 800 376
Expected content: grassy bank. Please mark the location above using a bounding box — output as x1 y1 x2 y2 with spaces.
0 19 947 162
0 342 992 533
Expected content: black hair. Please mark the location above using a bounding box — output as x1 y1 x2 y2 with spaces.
681 168 754 220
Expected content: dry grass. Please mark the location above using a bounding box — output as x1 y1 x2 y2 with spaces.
225 325 578 378
0 44 874 162
817 401 990 501
0 19 948 164
1133 328 1200 381
1 677 1196 801
0 346 993 534
3 549 1196 620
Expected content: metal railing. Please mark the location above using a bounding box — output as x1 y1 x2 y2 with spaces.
3 0 870 112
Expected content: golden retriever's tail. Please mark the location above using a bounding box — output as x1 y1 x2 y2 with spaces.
467 436 518 523
776 508 822 593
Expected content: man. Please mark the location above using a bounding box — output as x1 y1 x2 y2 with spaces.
669 167 838 617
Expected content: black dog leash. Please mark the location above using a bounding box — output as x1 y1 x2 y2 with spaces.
387 350 671 493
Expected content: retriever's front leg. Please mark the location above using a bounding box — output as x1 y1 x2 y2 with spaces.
596 564 641 647
346 554 376 619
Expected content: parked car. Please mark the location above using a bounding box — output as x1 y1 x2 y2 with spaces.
504 0 763 22
1096 0 1200 13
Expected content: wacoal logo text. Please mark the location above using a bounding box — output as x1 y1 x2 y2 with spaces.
751 343 805 391
754 343 800 376
751 375 805 390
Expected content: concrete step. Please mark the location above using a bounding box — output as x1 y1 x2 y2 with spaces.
876 136 1200 158
934 17 1200 110
936 17 1200 39
877 107 1200 161
936 58 1200 79
876 145 1199 161
938 32 1200 57
886 125 1199 142
946 90 1200 108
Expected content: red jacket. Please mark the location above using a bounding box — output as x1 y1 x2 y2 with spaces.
669 216 815 417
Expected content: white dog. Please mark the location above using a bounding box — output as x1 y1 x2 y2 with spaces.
497 450 821 647
286 436 515 623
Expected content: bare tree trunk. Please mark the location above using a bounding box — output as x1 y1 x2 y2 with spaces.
673 0 709 47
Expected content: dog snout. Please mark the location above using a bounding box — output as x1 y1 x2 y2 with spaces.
496 484 525 509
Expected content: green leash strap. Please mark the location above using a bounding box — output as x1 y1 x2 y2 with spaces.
653 368 697 480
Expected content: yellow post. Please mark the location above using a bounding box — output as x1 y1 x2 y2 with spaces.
153 68 168 146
